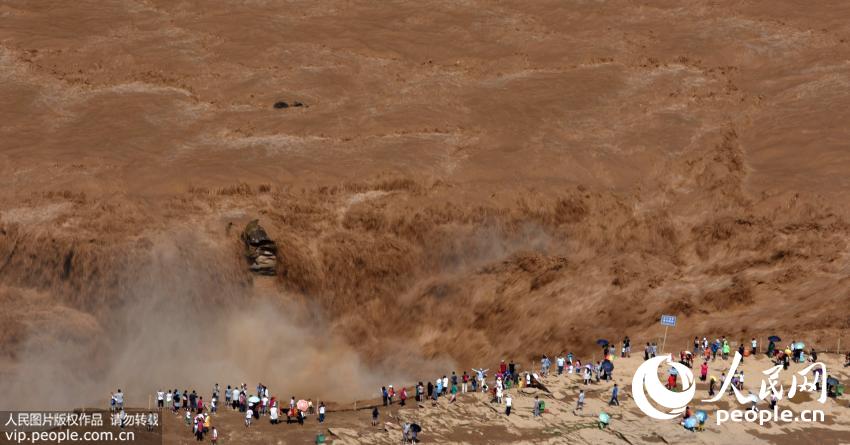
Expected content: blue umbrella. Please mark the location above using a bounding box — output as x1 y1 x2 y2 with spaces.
601 360 614 373
794 341 805 350
768 336 781 342
684 417 698 430
597 339 609 346
598 412 610 424
669 367 678 376
695 410 708 424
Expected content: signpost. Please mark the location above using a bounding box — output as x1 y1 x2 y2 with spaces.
660 314 677 354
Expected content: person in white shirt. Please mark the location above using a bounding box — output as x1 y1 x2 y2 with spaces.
114 390 124 409
318 402 326 423
576 390 585 413
245 408 253 427
496 385 503 403
270 404 279 424
504 394 512 416
156 390 164 408
231 388 240 410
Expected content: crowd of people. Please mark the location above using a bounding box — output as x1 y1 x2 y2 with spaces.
115 334 843 442
145 382 327 442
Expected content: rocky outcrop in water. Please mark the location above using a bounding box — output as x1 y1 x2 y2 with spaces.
242 220 277 275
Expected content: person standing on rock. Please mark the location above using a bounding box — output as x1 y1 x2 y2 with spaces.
609 384 619 406
576 390 585 414
624 337 631 358
557 355 565 375
270 402 279 424
461 371 469 393
505 393 512 416
442 375 449 396
450 381 458 403
371 406 379 426
245 406 253 427
533 396 541 417
473 368 488 392
318 402 326 423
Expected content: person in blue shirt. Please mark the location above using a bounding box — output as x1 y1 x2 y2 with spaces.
609 383 620 406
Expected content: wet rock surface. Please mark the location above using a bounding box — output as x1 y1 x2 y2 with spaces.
241 219 277 275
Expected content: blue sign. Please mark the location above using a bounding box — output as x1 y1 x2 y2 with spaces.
660 314 677 327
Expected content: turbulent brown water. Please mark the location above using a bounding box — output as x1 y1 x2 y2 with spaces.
1 0 850 409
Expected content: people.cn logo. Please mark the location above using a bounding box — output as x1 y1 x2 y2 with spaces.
631 355 696 420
